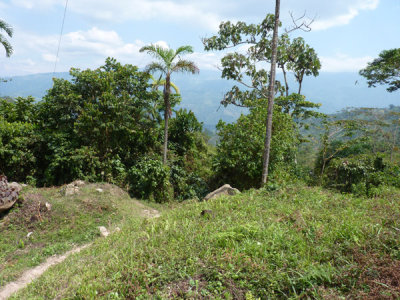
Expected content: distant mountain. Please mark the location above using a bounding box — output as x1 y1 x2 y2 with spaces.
1 70 399 130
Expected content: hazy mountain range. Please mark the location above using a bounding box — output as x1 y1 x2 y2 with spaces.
1 70 399 130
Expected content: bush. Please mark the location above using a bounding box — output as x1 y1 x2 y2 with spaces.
212 103 297 190
324 154 386 196
128 156 173 203
170 164 209 200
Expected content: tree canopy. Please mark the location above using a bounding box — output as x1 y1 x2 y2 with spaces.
360 48 400 92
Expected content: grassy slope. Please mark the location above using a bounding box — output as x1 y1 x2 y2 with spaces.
10 184 400 299
0 183 155 288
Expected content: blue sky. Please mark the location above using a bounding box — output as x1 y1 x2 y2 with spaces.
0 0 399 76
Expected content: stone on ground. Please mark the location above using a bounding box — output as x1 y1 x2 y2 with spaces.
204 184 240 201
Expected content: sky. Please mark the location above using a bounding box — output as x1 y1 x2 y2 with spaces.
0 0 399 77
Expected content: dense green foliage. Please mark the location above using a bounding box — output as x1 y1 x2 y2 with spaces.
0 59 210 201
309 106 400 196
213 100 296 190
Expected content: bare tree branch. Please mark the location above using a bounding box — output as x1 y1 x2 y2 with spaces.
284 11 315 34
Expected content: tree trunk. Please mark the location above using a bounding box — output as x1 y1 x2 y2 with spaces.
282 65 289 97
163 74 171 165
298 71 304 94
261 0 280 185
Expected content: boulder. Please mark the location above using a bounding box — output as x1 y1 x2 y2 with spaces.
0 175 20 213
8 182 22 193
203 184 240 201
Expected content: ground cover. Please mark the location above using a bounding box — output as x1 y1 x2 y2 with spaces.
10 183 400 299
0 183 155 289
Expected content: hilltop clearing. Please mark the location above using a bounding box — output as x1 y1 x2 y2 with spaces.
8 183 400 299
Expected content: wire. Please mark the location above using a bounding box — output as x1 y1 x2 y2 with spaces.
53 0 69 74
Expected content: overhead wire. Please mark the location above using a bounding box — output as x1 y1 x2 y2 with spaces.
53 0 69 74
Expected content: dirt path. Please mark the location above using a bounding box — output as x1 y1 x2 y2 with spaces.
0 244 90 300
0 205 160 299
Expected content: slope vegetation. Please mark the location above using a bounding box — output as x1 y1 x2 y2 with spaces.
10 184 400 299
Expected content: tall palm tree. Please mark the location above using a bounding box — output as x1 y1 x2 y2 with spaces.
0 19 13 57
140 44 199 164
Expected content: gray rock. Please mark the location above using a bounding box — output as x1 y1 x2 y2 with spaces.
64 185 79 196
96 188 103 193
98 226 110 237
45 202 52 211
61 181 82 196
0 175 20 212
8 182 22 192
72 180 85 187
203 184 240 201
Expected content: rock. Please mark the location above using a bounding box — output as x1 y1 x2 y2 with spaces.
61 180 85 196
96 188 103 193
203 184 240 201
64 185 79 196
72 180 85 187
45 202 52 211
8 182 22 192
0 175 20 212
98 226 110 237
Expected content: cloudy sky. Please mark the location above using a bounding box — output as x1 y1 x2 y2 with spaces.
0 0 399 76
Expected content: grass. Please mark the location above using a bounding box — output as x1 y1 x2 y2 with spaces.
7 183 400 299
0 182 153 288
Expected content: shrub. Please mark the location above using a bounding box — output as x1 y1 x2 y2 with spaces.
324 154 386 196
128 156 173 203
212 103 297 190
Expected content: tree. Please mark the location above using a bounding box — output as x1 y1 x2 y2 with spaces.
360 48 400 92
213 99 296 190
262 0 280 184
37 58 159 185
203 5 319 184
140 44 199 164
0 19 13 57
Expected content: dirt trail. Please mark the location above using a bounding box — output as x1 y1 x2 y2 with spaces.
0 205 160 299
0 244 90 300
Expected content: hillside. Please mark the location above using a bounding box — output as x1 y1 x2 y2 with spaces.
1 71 399 129
7 183 400 299
0 182 160 292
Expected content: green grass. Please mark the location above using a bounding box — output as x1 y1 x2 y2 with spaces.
0 183 151 288
8 183 400 299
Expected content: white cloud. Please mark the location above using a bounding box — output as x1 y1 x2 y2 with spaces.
188 52 221 71
320 53 373 72
310 0 379 30
1 27 218 75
